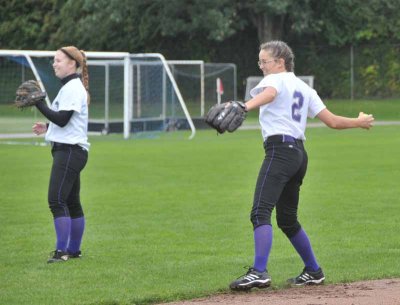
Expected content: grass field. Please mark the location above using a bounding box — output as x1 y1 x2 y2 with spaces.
0 125 399 305
1 98 400 134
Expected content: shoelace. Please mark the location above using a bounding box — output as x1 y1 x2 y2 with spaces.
235 266 254 279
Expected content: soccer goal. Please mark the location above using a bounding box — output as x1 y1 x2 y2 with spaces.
244 75 315 101
167 61 237 118
0 50 195 139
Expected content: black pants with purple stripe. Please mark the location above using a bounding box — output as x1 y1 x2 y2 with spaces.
250 135 308 238
48 143 88 219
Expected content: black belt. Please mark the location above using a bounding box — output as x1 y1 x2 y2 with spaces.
51 142 81 149
265 135 302 144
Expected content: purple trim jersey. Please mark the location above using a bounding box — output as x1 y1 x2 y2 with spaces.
250 72 326 140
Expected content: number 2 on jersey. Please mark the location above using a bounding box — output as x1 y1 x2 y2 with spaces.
291 91 304 122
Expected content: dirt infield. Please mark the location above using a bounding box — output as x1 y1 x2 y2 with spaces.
159 279 400 305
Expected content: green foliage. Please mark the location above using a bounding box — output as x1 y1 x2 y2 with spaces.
360 64 380 96
1 1 400 98
293 44 351 98
45 0 245 51
1 126 400 305
49 0 122 50
307 0 400 46
143 0 241 41
292 43 400 99
0 0 56 49
354 44 400 98
2 1 400 49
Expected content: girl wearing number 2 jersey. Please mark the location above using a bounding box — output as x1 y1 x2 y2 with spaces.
229 41 374 291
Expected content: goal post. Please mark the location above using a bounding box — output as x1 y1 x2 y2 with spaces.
128 54 196 139
0 50 196 139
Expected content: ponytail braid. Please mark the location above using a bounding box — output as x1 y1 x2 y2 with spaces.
80 50 90 105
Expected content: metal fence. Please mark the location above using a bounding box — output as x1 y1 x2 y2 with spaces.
292 43 400 99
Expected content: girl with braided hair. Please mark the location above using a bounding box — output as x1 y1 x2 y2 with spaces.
32 46 90 263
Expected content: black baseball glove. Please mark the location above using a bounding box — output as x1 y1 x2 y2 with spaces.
205 101 247 134
15 80 46 109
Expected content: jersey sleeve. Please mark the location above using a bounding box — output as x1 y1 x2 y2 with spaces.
307 89 326 118
250 74 282 97
57 87 86 113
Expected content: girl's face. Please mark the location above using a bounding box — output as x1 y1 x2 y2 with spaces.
53 50 76 79
258 49 285 76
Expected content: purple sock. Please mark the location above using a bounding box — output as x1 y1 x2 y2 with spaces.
67 217 85 254
54 217 71 251
289 228 320 271
253 225 273 272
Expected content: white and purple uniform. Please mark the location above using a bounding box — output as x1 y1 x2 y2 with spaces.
250 72 325 141
250 72 325 235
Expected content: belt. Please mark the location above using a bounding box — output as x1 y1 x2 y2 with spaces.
51 142 82 149
265 135 301 144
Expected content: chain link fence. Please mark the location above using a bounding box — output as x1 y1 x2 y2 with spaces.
293 43 400 99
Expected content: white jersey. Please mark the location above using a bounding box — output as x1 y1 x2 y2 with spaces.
45 78 90 151
250 72 326 141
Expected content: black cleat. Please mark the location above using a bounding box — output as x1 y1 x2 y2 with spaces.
47 250 69 263
229 267 271 291
67 250 82 259
287 267 325 286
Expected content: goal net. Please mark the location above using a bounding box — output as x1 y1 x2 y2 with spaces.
167 61 237 118
0 51 195 139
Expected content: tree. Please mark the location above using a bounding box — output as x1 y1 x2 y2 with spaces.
43 0 245 52
0 0 57 49
310 0 400 46
47 0 136 50
239 0 319 43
